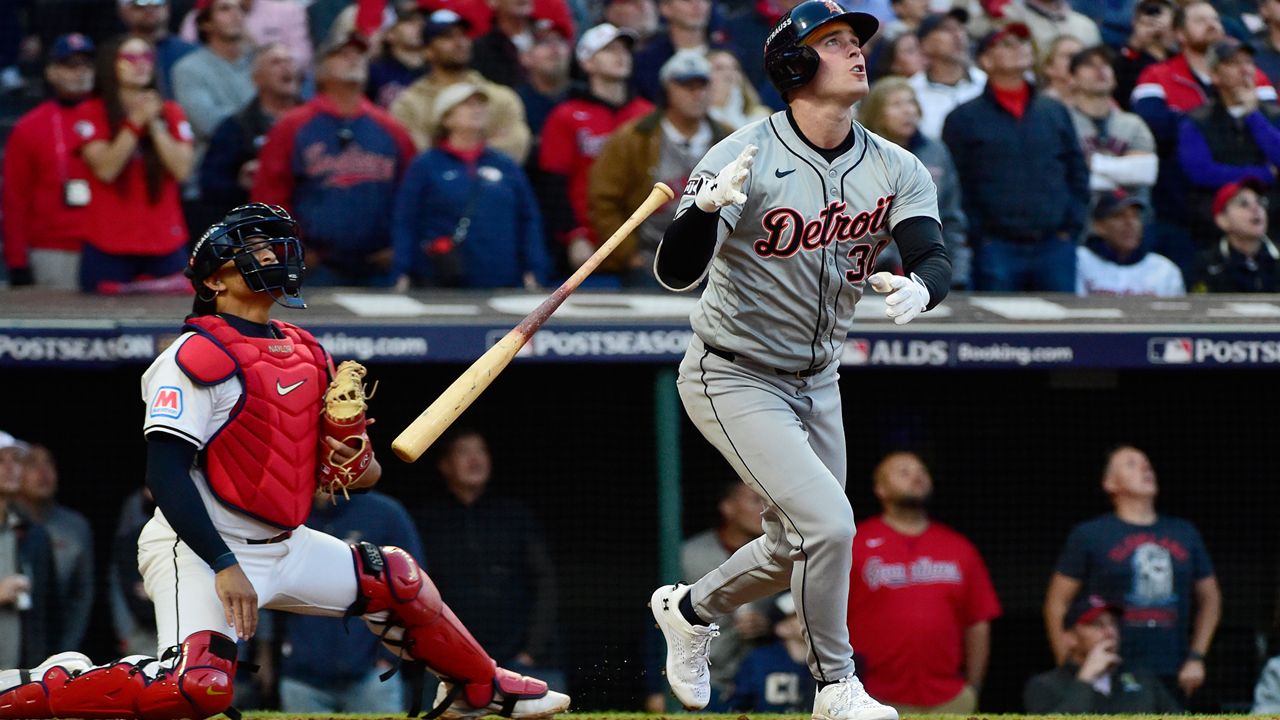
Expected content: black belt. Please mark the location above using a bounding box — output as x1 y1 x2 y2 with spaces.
246 530 292 545
703 343 822 379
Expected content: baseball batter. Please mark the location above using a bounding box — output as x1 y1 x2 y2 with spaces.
0 204 569 720
648 3 952 720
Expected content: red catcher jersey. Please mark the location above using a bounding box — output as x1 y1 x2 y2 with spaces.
847 516 1002 707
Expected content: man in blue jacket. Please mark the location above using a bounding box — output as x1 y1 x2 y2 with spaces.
942 22 1090 291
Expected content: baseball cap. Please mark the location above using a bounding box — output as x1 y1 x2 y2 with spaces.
49 33 95 63
1207 38 1255 69
1064 594 1122 630
423 9 472 42
317 31 371 59
1069 44 1114 73
660 50 711 84
915 8 969 40
1092 189 1145 220
765 592 798 625
1213 176 1268 216
576 23 637 65
433 82 489 123
0 432 29 453
975 21 1030 56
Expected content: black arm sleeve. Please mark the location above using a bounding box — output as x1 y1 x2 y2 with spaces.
145 433 238 572
655 205 723 288
893 216 952 310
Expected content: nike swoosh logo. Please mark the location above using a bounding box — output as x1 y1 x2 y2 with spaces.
775 168 796 178
866 538 885 547
206 687 229 696
276 379 305 396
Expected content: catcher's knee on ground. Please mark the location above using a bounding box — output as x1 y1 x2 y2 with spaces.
349 541 550 709
0 630 237 720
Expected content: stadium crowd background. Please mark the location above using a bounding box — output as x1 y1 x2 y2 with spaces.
2 0 1280 715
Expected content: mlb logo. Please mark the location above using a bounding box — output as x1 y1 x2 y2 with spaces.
150 386 183 419
1147 338 1192 364
842 338 871 365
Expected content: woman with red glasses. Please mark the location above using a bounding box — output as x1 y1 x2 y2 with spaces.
75 35 194 294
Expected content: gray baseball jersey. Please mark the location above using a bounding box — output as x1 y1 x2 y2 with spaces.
663 110 940 371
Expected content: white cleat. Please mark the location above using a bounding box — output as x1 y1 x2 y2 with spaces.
812 673 898 720
649 583 720 710
0 652 94 693
432 681 571 720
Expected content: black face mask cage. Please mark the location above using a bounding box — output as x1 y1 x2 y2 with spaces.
228 234 308 309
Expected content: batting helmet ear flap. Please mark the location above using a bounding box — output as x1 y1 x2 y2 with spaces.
765 43 821 99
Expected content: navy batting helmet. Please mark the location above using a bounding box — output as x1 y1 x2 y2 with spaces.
188 203 307 311
764 0 879 99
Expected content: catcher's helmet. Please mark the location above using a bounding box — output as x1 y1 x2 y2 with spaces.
187 203 307 310
764 0 879 99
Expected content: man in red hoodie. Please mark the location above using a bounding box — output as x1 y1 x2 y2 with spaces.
2 34 96 289
538 23 652 275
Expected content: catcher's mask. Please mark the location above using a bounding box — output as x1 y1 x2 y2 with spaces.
187 203 307 311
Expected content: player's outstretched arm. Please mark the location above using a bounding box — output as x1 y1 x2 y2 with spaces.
655 144 757 290
693 144 757 212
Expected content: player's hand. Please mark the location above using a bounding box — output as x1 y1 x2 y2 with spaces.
1178 657 1206 696
695 144 756 212
323 434 381 489
215 563 258 640
868 271 930 325
1076 637 1120 682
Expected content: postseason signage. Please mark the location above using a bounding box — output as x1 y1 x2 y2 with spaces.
3 324 1280 369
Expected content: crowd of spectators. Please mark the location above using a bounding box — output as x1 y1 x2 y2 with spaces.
5 0 1280 295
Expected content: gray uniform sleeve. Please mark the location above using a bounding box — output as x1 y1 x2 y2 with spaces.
887 151 942 229
655 136 758 290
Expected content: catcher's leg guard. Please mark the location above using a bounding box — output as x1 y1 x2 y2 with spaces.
351 542 550 710
0 631 236 720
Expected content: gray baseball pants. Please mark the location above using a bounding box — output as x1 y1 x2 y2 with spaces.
677 335 856 682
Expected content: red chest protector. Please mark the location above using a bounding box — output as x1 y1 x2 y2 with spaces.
177 315 331 529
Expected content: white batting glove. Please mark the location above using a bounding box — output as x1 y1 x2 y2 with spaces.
695 144 757 212
869 271 930 325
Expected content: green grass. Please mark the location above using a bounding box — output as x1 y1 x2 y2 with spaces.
240 707 1239 712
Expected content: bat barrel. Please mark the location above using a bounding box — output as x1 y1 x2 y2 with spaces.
390 184 675 463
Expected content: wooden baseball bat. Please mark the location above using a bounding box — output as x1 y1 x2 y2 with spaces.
391 182 676 462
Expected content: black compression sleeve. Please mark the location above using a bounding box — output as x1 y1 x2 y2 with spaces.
655 205 723 288
145 433 238 572
892 216 952 310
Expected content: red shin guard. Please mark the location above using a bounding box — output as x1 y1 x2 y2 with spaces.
351 542 548 709
0 631 237 720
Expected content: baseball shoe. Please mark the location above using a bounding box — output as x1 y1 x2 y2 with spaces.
431 678 570 720
649 583 720 710
812 673 898 720
0 652 93 693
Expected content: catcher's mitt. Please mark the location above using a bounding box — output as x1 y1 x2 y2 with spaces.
318 360 377 498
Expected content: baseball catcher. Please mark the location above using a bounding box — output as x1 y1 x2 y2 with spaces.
0 204 570 720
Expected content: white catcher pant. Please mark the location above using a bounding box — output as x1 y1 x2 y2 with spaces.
678 335 856 682
138 513 358 655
